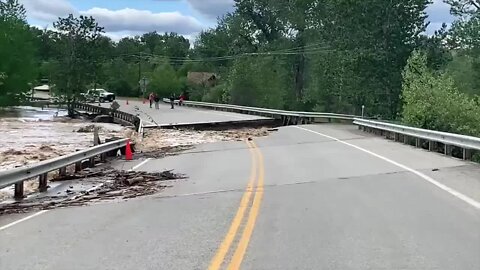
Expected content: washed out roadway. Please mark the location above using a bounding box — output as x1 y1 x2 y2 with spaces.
0 123 479 269
97 98 269 126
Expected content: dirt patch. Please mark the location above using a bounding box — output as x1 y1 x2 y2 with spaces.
0 168 185 215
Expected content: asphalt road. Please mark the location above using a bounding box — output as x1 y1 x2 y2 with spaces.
97 99 268 126
1 124 479 270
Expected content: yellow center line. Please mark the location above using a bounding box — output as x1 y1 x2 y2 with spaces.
208 141 258 270
227 141 265 270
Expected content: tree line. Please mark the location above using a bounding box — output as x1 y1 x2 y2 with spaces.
0 0 479 135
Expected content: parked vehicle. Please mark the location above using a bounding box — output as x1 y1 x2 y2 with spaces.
81 89 116 103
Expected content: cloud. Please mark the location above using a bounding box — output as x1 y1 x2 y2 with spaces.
186 0 235 19
81 8 203 35
20 0 204 36
19 0 76 22
154 0 235 19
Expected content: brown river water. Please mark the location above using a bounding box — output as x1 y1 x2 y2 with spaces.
0 106 128 171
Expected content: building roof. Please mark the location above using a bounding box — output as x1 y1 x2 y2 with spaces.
187 72 218 85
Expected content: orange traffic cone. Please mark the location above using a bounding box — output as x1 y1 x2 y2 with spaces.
125 140 133 161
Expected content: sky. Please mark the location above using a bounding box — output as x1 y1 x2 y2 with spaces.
19 0 454 43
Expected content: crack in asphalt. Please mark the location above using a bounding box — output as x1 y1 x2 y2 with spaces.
160 136 374 157
151 170 414 201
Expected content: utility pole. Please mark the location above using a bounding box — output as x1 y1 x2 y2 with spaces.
138 52 142 97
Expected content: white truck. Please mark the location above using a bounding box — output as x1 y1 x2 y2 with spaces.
81 89 116 103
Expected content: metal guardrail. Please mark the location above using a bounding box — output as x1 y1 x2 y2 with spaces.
354 118 480 159
74 103 141 132
0 139 128 199
164 99 358 124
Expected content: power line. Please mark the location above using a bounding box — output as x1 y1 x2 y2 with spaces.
102 43 358 64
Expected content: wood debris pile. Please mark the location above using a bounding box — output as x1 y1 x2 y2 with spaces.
0 169 185 215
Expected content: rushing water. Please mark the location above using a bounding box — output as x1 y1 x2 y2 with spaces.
0 106 68 121
0 106 127 171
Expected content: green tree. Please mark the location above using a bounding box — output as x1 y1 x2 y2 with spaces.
227 56 288 109
148 62 182 98
52 14 104 116
445 0 479 16
0 0 36 106
102 58 138 96
402 50 480 136
445 0 480 94
306 0 431 116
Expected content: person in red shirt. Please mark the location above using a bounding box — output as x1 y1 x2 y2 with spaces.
179 94 185 106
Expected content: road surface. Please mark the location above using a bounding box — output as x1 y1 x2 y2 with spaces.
98 99 268 126
1 121 479 269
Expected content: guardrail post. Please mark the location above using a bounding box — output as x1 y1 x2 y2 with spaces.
100 153 107 163
75 161 82 172
463 149 472 160
89 157 96 167
415 138 420 148
403 135 408 144
14 182 24 199
59 167 67 176
39 173 48 192
428 141 435 151
444 145 453 156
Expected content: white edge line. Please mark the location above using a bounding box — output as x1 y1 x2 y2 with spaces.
294 126 480 210
0 210 49 232
130 158 152 171
1 158 153 232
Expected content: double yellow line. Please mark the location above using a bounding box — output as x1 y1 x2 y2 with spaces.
208 140 265 270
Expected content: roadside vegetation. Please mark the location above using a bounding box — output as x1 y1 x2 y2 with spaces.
0 0 479 135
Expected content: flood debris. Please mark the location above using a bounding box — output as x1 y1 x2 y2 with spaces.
76 124 97 133
141 127 270 149
0 168 186 215
135 127 274 158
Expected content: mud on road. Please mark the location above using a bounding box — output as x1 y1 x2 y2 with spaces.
0 167 186 216
138 127 275 158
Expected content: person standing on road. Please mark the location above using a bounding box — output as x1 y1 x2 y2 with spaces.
169 93 175 109
148 92 155 108
154 93 160 110
179 93 185 106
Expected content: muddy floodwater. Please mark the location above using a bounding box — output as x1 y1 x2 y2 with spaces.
0 106 130 171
